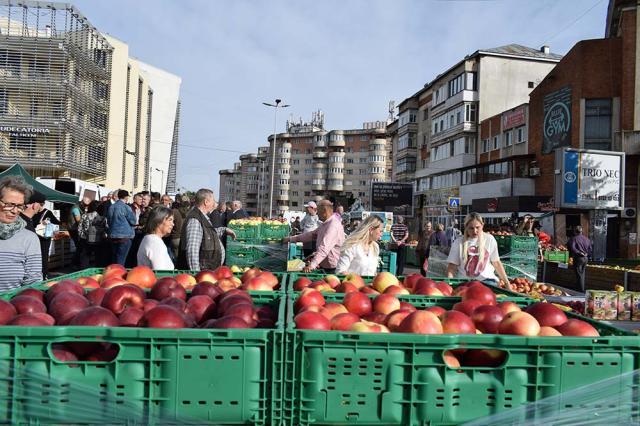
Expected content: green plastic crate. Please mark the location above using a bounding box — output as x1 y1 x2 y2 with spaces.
226 243 261 267
496 235 538 257
378 250 397 275
227 222 261 240
544 250 569 263
288 243 304 261
282 292 640 426
0 292 286 425
261 223 290 241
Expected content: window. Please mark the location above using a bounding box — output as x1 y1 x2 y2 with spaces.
465 104 477 122
516 126 526 143
293 170 299 175
345 147 353 153
359 169 367 175
346 158 354 163
398 133 416 150
30 98 39 117
448 74 464 97
482 138 490 153
305 159 312 164
304 180 312 185
528 81 534 89
359 191 366 197
304 191 311 196
493 136 499 150
504 131 512 147
456 110 462 125
359 157 367 163
396 157 416 174
399 110 417 126
0 89 6 114
346 136 353 142
291 191 299 196
585 99 612 150
292 159 299 165
346 169 353 175
359 180 367 186
423 109 428 121
360 135 368 141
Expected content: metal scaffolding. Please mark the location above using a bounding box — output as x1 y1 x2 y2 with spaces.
0 0 112 178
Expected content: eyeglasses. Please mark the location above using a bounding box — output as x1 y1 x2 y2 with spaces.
0 200 26 211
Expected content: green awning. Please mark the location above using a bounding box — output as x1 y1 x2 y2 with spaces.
0 164 78 204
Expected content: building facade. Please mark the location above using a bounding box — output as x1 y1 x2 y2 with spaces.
219 113 392 217
405 44 561 229
0 1 112 180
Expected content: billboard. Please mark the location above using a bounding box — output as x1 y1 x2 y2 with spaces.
370 182 414 216
557 148 625 210
542 86 572 154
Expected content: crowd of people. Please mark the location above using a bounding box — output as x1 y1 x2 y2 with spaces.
0 175 249 292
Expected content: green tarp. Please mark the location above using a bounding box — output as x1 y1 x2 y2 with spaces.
0 164 78 204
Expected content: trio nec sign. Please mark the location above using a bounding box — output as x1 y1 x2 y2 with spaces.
558 148 625 210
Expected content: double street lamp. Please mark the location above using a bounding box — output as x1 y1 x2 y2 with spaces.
262 99 290 218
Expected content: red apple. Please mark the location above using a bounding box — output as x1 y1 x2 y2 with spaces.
525 302 568 327
413 278 437 294
241 268 262 283
101 284 146 315
452 286 468 297
258 271 279 289
10 295 46 314
385 309 412 331
45 280 84 304
350 320 390 333
191 282 223 300
463 349 506 367
217 278 239 292
323 274 341 289
0 299 17 324
471 305 505 334
85 344 119 362
218 295 253 316
402 273 422 290
213 266 234 280
435 281 453 296
497 301 521 315
160 297 187 312
415 287 444 296
372 294 401 315
185 295 215 323
201 316 250 329
294 311 331 330
69 306 119 327
462 284 496 306
424 306 447 318
194 270 217 285
555 319 599 337
342 273 365 289
498 311 541 336
16 288 44 302
362 312 387 324
150 277 187 301
223 303 258 326
174 273 197 288
126 266 156 289
360 286 380 295
371 272 399 293
48 292 90 324
452 300 483 317
86 288 107 306
383 285 410 295
330 312 361 331
100 276 127 289
138 305 187 328
243 276 274 291
539 326 563 336
293 277 312 291
343 292 373 317
51 344 79 362
103 263 127 279
397 311 443 334
143 299 159 312
119 307 145 326
443 350 461 368
335 282 359 293
8 313 51 326
320 302 349 320
400 302 417 312
76 277 100 289
31 312 55 325
294 289 326 313
442 311 476 334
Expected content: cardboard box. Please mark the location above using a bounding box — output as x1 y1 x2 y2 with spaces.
617 292 633 321
586 290 618 320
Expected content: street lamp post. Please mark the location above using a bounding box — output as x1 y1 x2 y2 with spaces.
262 99 290 218
155 168 164 194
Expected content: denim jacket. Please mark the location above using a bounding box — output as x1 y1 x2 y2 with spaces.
106 200 136 239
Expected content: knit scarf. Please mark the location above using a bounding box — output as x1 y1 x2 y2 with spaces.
0 216 26 240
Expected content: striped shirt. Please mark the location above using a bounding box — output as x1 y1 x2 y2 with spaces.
0 229 42 292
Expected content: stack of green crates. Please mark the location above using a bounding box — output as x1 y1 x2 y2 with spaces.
226 222 290 270
497 235 539 280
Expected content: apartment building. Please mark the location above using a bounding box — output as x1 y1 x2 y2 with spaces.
405 44 561 227
218 162 241 206
219 112 392 217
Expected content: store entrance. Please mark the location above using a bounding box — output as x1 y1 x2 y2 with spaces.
607 216 620 259
565 214 582 238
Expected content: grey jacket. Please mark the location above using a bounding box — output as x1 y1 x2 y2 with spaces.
300 214 320 249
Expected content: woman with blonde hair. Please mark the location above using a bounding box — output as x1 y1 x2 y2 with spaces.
336 215 383 276
446 212 509 284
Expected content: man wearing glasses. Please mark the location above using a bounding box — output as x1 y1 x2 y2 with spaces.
0 176 42 292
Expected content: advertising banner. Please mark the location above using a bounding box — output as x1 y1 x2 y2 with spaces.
371 182 414 216
542 86 572 154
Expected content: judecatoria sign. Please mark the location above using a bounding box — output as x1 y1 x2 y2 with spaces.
0 126 51 138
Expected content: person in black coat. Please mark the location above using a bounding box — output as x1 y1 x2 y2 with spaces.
227 200 249 221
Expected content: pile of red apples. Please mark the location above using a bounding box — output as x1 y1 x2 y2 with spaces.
293 281 600 339
0 265 279 330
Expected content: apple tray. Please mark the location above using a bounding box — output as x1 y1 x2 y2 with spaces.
282 292 640 426
0 271 288 425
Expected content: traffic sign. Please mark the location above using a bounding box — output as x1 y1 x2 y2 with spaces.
448 197 461 209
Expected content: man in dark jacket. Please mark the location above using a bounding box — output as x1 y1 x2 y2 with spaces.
227 200 249 221
210 202 228 228
568 226 592 292
177 189 236 271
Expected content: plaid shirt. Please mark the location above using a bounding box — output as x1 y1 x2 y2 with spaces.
184 217 227 271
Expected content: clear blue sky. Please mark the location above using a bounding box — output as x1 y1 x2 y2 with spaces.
73 0 609 195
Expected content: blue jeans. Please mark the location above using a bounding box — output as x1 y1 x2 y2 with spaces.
111 239 132 266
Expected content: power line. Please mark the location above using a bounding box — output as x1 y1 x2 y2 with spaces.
540 0 605 45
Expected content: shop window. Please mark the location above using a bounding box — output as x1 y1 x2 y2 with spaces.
584 98 612 150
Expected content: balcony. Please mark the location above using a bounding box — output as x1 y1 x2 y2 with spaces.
430 122 477 144
460 177 535 201
431 89 478 115
423 154 476 176
313 150 328 159
275 193 289 201
311 183 325 191
327 182 344 191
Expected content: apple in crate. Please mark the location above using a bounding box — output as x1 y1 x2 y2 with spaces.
191 282 223 300
556 319 600 337
45 280 84 304
498 311 540 336
330 312 360 331
335 282 358 293
350 320 390 333
384 285 410 296
462 284 496 306
101 276 127 289
320 303 348 320
402 273 422 291
49 292 89 324
101 284 146 315
539 326 562 336
76 277 100 289
463 349 506 367
86 288 107 306
138 305 187 328
185 295 215 323
342 273 365 289
103 264 127 280
471 305 505 334
385 309 412 332
293 277 312 291
343 292 372 317
10 295 46 315
213 266 234 280
174 273 197 288
525 302 567 327
9 313 52 326
497 301 521 315
452 300 483 317
371 272 399 293
150 277 187 301
442 311 476 334
294 311 331 330
398 311 443 334
16 288 44 302
323 275 341 289
70 307 119 327
119 307 145 327
126 266 157 289
372 294 400 315
0 300 17 325
424 306 446 318
294 289 325 313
